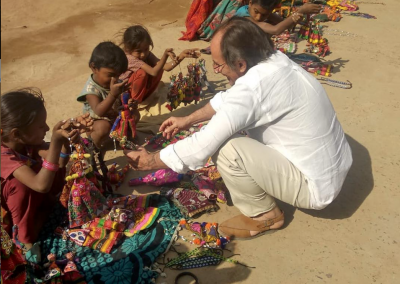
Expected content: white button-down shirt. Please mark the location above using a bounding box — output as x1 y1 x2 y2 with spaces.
160 51 352 209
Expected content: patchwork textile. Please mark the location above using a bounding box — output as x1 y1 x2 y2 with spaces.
27 195 180 284
172 188 217 218
68 178 108 228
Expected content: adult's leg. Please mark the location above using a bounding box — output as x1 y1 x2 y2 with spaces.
213 136 312 238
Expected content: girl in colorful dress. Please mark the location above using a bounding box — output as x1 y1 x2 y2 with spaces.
119 25 199 103
1 88 93 251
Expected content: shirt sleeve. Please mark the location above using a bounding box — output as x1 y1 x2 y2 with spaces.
160 82 261 173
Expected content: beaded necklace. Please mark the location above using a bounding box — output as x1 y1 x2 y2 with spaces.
318 77 353 89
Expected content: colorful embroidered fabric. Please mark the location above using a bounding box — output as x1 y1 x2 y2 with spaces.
197 0 247 41
129 169 184 187
172 188 217 218
26 195 181 284
180 0 214 41
192 175 217 200
68 178 108 228
1 224 26 284
83 227 123 254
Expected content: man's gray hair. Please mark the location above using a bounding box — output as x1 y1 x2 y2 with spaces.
214 17 275 71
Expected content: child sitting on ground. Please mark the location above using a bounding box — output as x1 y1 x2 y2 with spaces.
119 25 200 103
77 41 130 149
1 88 92 251
236 0 321 35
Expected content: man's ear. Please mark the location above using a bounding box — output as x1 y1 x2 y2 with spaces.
236 59 248 75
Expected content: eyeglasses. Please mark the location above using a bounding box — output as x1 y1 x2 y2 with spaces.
213 62 226 74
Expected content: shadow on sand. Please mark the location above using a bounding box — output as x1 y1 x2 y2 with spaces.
300 134 374 219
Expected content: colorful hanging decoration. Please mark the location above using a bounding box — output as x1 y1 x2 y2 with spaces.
298 19 324 45
109 92 140 151
106 163 130 191
272 31 297 54
65 144 108 228
304 38 331 57
179 220 230 249
166 59 211 111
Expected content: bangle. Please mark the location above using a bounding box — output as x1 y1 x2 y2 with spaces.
42 159 59 172
60 152 70 159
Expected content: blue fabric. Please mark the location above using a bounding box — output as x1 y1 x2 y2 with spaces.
235 5 250 17
26 195 182 284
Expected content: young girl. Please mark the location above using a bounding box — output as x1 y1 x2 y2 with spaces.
119 25 200 103
1 88 93 250
236 0 321 35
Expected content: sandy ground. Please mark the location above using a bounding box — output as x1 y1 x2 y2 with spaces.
2 0 400 283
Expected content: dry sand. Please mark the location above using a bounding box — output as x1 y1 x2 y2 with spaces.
1 0 400 283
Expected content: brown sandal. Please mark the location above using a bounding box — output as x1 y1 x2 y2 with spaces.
219 211 284 240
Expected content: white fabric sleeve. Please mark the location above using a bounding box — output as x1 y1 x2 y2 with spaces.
209 91 224 112
160 82 261 173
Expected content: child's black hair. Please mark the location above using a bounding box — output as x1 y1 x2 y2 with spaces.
89 41 128 74
1 88 45 139
251 0 282 10
122 25 154 53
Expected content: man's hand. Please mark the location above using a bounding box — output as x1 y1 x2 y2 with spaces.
124 148 158 171
159 116 191 140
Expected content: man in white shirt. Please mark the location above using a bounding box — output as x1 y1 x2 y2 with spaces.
124 17 352 240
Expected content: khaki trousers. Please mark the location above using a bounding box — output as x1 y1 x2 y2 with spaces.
213 137 312 217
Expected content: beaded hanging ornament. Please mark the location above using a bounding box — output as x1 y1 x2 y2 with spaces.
63 144 108 228
109 92 140 151
166 59 211 111
272 31 298 55
106 163 130 191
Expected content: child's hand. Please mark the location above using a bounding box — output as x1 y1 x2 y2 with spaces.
179 49 200 61
60 113 94 134
110 77 130 99
298 3 322 15
52 120 80 144
164 48 177 62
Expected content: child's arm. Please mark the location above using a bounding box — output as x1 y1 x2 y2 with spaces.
140 49 176 77
86 78 129 117
163 49 200 72
13 122 80 193
252 13 303 35
255 3 321 35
